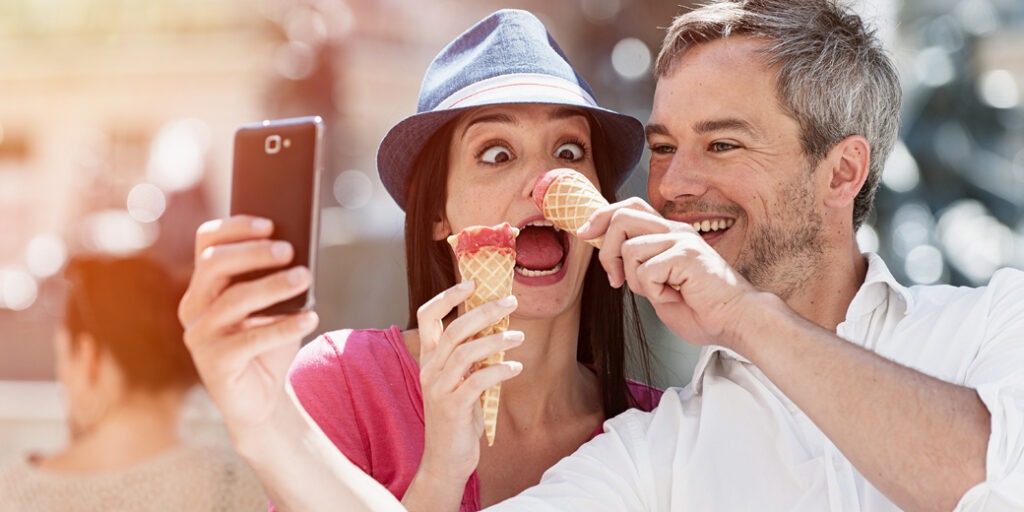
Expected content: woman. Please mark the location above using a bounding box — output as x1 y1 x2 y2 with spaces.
179 9 659 511
0 255 266 511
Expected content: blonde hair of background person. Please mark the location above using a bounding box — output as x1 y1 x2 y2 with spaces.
0 255 267 512
176 9 662 512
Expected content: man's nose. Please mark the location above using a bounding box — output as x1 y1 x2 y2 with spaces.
653 151 710 203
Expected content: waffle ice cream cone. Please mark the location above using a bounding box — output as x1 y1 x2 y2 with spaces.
447 222 518 447
533 168 609 248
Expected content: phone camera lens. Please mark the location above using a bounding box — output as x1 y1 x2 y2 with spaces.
265 134 282 154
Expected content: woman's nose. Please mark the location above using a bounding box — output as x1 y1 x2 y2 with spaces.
522 159 558 205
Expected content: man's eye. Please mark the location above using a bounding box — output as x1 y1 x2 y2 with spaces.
650 144 676 155
555 142 585 161
709 142 737 152
480 145 513 164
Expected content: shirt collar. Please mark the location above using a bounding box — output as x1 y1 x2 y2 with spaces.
691 345 748 394
689 253 912 394
848 252 915 319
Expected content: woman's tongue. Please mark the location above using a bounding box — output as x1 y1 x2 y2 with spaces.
515 227 564 271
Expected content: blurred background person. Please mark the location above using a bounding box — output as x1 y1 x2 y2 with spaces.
0 254 266 511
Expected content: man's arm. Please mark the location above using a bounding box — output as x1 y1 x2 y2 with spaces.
581 206 1021 511
729 292 989 512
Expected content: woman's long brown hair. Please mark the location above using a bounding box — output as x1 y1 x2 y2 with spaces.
402 111 652 418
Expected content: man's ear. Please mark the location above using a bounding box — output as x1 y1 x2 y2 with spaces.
432 215 452 242
823 134 871 210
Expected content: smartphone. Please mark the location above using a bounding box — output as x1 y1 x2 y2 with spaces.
230 116 323 316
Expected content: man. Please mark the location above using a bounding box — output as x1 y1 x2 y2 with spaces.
484 0 1024 510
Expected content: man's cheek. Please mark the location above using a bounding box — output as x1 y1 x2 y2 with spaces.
647 161 669 210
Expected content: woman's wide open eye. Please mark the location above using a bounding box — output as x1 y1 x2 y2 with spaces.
555 141 585 161
479 144 513 164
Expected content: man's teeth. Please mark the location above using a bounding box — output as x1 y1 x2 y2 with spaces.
515 261 563 277
692 218 735 234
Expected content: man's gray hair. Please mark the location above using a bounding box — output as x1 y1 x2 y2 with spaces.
656 0 901 229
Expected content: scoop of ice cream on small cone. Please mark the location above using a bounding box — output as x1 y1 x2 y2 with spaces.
532 168 609 248
446 222 518 447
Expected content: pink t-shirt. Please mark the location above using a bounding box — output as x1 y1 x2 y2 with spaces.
287 326 661 512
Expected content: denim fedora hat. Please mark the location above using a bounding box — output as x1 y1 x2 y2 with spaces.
376 9 645 210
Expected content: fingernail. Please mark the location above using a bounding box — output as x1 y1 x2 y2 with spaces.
457 279 474 290
507 361 523 374
505 331 524 344
498 295 517 307
253 218 272 233
271 241 292 261
578 221 591 234
287 266 308 285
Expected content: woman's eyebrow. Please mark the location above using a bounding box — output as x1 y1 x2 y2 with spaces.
460 113 516 140
547 107 587 122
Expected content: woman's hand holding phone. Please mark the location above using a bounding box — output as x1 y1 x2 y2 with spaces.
179 215 407 512
178 215 319 436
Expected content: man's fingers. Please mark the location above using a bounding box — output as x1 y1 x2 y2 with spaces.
632 248 687 303
577 197 655 241
618 232 697 299
417 280 476 360
598 207 670 288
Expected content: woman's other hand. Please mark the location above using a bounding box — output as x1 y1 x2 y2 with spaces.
403 281 524 511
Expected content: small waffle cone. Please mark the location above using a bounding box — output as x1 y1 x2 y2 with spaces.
535 169 609 249
447 225 517 446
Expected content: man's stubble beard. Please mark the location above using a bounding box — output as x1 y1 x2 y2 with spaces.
735 168 825 301
658 164 826 301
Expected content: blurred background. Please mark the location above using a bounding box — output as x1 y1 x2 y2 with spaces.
1 0 1023 458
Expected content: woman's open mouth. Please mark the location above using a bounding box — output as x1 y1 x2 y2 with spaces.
514 221 570 283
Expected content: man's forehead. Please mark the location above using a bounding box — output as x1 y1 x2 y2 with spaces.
659 35 775 84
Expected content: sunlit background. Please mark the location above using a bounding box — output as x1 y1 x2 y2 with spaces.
1 0 1023 458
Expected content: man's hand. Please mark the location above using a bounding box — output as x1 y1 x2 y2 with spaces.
578 198 757 349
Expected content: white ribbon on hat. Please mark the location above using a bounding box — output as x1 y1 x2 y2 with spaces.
434 73 599 112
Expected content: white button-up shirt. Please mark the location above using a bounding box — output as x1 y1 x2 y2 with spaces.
488 254 1024 511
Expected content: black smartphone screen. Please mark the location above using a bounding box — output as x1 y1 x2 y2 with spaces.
229 116 322 315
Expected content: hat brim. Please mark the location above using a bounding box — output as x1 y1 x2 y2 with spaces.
377 99 644 211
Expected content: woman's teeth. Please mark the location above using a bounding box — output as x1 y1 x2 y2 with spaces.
525 219 556 228
515 261 563 277
692 218 734 234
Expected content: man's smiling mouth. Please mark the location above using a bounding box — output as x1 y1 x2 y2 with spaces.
691 218 735 235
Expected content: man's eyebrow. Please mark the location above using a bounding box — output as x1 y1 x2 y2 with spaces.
460 113 516 139
693 118 762 139
645 123 670 139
